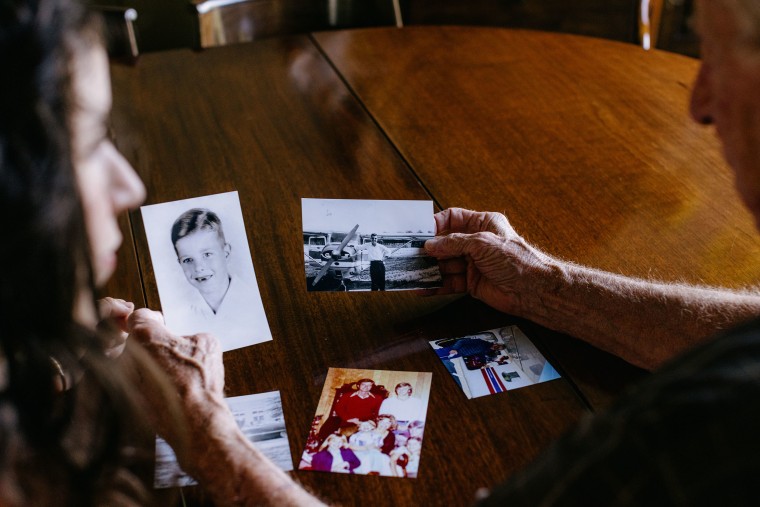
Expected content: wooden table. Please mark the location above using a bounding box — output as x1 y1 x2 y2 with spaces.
106 26 760 506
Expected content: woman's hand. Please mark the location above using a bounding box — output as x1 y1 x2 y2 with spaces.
97 297 135 358
125 309 231 463
125 309 325 506
127 308 225 394
424 208 558 316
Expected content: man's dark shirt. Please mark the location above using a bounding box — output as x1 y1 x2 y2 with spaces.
480 317 760 506
436 338 494 359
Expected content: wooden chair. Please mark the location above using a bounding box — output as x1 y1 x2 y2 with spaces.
191 0 403 49
638 0 698 57
653 0 698 57
638 0 663 50
90 5 140 62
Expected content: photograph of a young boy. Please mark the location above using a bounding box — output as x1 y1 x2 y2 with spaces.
172 208 235 316
141 191 272 352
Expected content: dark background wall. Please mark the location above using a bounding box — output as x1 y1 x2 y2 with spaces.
402 0 639 43
88 0 197 51
88 0 644 53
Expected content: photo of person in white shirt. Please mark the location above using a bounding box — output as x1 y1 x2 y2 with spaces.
141 191 272 352
378 382 426 430
172 208 233 313
355 233 392 291
301 198 442 292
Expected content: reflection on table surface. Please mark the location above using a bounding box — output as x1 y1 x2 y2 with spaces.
105 26 759 506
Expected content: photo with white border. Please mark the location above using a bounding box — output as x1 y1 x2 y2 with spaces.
141 191 272 351
302 199 441 292
429 326 560 399
299 367 432 478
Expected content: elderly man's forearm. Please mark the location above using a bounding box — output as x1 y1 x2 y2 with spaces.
523 259 760 370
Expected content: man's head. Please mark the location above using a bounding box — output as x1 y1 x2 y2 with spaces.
357 378 375 392
395 382 413 397
370 233 378 245
171 208 231 298
690 0 760 225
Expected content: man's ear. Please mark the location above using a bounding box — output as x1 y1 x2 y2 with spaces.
224 242 231 258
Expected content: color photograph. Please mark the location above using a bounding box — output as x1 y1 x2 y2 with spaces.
141 191 272 352
302 198 442 292
299 368 432 478
429 326 560 399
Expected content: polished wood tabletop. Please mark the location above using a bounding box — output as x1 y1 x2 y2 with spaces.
105 26 760 506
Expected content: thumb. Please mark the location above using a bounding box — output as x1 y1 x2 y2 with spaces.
127 308 165 335
98 297 134 320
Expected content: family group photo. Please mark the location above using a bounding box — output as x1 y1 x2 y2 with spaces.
299 368 432 478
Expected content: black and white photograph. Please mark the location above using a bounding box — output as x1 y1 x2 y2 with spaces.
302 199 442 291
298 368 432 478
154 391 292 489
141 191 272 352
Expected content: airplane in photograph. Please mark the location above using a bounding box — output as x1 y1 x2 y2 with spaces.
304 225 433 288
309 224 360 286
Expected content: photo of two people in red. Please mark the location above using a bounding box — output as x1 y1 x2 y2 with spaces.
299 368 431 478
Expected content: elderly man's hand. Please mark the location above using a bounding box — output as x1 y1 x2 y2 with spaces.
424 208 557 316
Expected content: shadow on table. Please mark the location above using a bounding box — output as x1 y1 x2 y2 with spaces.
396 295 647 410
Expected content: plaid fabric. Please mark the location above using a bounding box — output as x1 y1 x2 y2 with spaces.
479 317 760 506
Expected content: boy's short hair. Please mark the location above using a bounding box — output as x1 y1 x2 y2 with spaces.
171 208 226 252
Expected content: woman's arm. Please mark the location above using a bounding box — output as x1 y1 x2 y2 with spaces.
178 394 323 506
126 309 325 507
425 208 760 370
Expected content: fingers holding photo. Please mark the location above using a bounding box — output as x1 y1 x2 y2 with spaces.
98 297 137 357
433 208 512 237
98 297 135 330
127 308 225 395
417 257 468 297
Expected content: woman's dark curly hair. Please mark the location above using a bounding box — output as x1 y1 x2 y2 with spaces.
0 0 147 504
